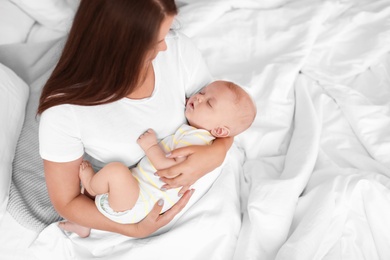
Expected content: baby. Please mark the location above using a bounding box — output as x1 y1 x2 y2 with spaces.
60 80 257 237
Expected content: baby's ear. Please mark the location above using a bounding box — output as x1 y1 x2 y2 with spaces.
211 126 230 138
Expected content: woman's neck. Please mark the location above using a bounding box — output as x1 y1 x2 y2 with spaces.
126 64 155 99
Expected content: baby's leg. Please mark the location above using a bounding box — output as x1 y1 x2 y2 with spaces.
58 221 91 238
79 161 140 212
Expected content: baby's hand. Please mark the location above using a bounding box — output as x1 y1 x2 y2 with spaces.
137 129 158 151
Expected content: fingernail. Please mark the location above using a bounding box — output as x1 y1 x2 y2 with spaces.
190 189 195 195
165 152 171 157
160 187 167 191
158 199 164 206
178 193 183 197
154 172 158 176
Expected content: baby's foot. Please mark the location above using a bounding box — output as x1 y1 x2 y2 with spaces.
79 160 97 196
58 221 91 238
137 129 158 151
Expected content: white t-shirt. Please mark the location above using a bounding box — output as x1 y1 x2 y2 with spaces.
39 31 212 167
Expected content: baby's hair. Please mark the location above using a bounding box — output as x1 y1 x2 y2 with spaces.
218 80 257 136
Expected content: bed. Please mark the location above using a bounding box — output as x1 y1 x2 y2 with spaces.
1 0 389 259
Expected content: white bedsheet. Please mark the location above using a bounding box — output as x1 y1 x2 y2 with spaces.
1 0 390 259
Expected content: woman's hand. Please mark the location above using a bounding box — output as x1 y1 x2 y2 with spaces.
133 189 194 238
155 137 233 194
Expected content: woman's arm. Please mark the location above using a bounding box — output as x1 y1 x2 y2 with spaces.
155 137 233 189
44 158 193 238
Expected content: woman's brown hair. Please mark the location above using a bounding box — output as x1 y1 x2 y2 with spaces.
37 0 177 114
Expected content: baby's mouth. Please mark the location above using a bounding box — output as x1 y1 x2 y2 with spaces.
187 100 195 110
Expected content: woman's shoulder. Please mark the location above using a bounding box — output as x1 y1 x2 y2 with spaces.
164 30 203 67
39 104 77 125
166 30 191 40
41 104 72 116
166 30 198 52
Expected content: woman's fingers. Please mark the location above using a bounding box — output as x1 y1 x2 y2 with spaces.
135 189 194 238
148 198 165 219
156 165 181 179
159 176 180 188
134 199 164 238
160 174 195 189
178 185 190 196
157 189 194 221
156 155 193 178
156 158 194 179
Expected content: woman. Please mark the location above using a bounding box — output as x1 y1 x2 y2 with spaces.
37 0 232 238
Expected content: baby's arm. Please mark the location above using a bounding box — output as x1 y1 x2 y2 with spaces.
137 129 185 170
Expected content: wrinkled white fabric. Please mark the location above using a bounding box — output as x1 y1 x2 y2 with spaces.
1 0 390 259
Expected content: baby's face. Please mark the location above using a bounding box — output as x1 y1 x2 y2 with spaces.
185 81 237 132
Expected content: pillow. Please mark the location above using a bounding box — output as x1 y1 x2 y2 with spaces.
0 39 64 231
0 63 29 221
0 1 35 45
66 0 79 11
27 23 67 43
9 0 78 32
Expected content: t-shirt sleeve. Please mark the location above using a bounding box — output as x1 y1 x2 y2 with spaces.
39 105 84 162
177 32 213 97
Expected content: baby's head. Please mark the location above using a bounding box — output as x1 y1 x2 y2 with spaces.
185 80 256 137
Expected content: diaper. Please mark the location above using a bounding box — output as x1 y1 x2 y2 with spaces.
95 193 153 224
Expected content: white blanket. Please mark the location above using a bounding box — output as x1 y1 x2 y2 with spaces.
1 0 389 259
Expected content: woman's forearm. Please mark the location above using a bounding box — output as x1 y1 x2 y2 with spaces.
210 136 234 165
214 136 234 151
59 193 135 236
